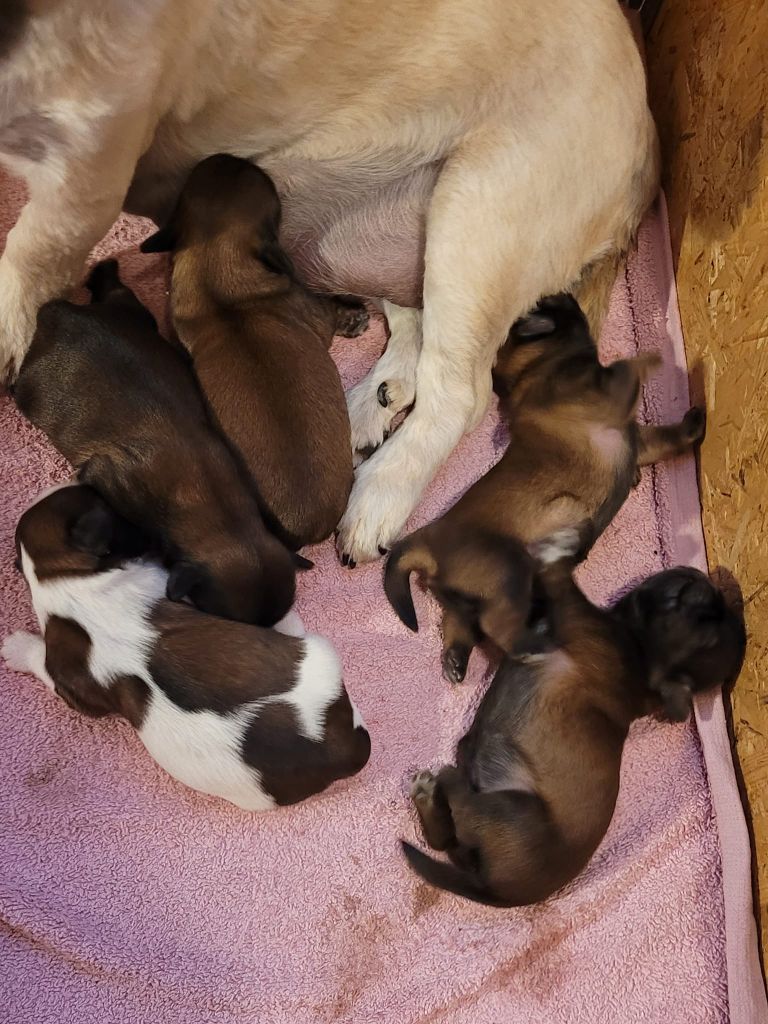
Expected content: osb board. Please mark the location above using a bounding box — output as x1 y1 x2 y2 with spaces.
648 0 768 970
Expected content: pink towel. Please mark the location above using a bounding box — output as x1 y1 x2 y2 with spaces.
0 175 764 1023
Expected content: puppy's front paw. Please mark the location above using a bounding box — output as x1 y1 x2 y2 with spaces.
335 303 370 338
442 646 470 685
2 631 43 674
410 770 438 802
682 405 706 444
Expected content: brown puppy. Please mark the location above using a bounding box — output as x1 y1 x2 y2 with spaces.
141 154 367 551
13 260 297 626
385 294 705 682
402 529 746 907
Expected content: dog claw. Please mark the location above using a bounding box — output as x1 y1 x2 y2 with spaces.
410 770 437 801
442 647 469 684
378 545 389 556
377 382 390 407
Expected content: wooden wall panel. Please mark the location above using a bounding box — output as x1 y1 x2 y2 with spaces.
647 0 768 968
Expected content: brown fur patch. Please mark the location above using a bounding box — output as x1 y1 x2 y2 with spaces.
149 600 302 711
44 615 149 728
242 691 370 806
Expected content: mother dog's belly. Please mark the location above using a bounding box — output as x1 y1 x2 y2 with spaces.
272 160 439 306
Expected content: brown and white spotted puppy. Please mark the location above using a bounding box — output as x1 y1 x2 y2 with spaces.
13 259 299 627
401 529 746 907
2 485 370 810
384 294 705 682
141 155 368 550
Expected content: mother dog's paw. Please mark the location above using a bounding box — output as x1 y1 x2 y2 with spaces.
335 455 415 564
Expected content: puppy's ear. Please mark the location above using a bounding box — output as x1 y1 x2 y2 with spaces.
257 240 294 278
140 223 177 254
69 504 115 557
652 673 694 722
166 562 201 602
383 536 436 633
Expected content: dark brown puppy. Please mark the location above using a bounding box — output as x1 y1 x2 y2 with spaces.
402 529 746 907
141 154 367 550
13 260 297 626
385 293 705 682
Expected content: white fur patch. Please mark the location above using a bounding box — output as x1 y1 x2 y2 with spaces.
138 691 275 812
273 608 306 638
531 528 581 565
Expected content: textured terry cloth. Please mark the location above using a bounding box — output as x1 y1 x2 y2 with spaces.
0 170 765 1023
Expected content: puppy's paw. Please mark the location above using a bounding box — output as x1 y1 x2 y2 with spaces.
410 770 438 802
682 405 706 444
335 303 370 338
2 631 43 674
529 527 582 565
441 646 470 685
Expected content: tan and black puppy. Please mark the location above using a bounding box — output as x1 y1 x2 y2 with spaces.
385 294 705 682
13 260 297 627
141 154 367 551
402 529 746 907
3 484 370 810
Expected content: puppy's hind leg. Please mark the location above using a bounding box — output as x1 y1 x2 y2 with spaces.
410 770 456 851
440 608 476 685
2 631 55 691
637 407 706 467
345 302 421 464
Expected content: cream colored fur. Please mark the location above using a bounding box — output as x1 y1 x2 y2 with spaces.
0 0 659 561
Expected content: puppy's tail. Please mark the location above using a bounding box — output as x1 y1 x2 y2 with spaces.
400 842 509 908
85 259 122 301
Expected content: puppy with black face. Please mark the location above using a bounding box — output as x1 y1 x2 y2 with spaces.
385 293 705 682
13 259 297 626
402 530 746 907
141 154 367 551
3 485 370 810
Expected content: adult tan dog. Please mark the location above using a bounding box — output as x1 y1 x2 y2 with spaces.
0 0 658 563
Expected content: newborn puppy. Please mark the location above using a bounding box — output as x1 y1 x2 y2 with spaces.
2 485 370 810
385 293 704 681
13 259 297 626
141 154 367 550
402 530 745 907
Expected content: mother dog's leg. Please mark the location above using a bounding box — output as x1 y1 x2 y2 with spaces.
336 141 566 562
346 301 421 463
336 115 657 563
0 112 151 379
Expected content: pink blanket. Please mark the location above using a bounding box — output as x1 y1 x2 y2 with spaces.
0 177 765 1023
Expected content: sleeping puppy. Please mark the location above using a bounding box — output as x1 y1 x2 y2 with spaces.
141 154 367 550
12 259 298 627
401 529 746 907
2 484 370 810
384 293 705 682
